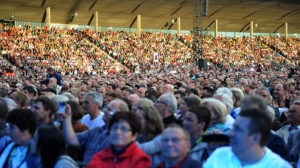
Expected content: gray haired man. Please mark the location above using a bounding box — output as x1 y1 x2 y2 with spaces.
81 91 105 129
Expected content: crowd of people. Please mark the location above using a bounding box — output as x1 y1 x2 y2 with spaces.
0 23 299 168
180 35 297 68
85 30 195 72
1 23 298 76
0 24 126 76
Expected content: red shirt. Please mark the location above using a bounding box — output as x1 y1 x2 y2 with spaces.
157 155 187 168
87 142 151 168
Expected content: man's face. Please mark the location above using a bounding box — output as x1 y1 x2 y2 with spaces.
179 101 189 117
204 79 210 86
62 83 69 90
128 95 139 106
138 87 146 97
271 80 280 89
154 97 168 118
161 128 190 162
41 84 47 89
256 90 270 102
49 79 57 86
174 94 183 106
273 84 284 99
107 85 113 92
286 104 300 126
241 80 247 87
98 87 106 95
164 85 172 92
31 102 49 122
122 90 130 98
254 81 261 89
24 90 34 99
103 100 120 124
81 84 87 90
48 70 54 75
82 96 98 113
229 116 254 160
78 91 87 103
290 90 300 103
9 123 31 145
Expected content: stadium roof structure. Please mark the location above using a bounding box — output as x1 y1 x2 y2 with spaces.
0 0 299 33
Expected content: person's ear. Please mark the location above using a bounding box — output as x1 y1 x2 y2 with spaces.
46 109 51 116
132 133 139 141
198 121 206 131
252 133 261 145
95 102 100 108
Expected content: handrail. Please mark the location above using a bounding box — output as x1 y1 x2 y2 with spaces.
13 20 299 38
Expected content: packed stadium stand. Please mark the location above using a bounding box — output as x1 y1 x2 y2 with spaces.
0 0 300 168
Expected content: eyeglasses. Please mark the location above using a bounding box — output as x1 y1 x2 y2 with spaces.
156 100 168 106
110 124 131 132
104 107 117 115
161 137 184 144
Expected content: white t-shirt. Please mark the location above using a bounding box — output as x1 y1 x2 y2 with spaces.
203 146 292 168
81 112 105 129
224 114 235 129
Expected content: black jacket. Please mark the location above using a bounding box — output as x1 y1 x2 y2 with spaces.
267 131 290 161
45 72 63 85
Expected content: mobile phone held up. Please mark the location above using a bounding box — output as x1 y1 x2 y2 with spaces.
57 102 66 114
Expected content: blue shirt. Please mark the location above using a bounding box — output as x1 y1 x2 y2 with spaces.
76 126 111 162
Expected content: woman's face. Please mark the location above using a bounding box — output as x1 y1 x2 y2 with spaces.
183 111 199 135
290 84 295 92
203 102 219 125
110 120 137 149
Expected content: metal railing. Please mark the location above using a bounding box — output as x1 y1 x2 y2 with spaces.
13 20 300 38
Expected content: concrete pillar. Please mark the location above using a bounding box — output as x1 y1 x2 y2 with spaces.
285 22 288 39
95 11 99 32
234 32 237 39
47 7 51 27
215 19 218 37
177 17 181 35
250 21 254 39
137 15 141 37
